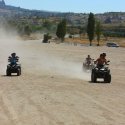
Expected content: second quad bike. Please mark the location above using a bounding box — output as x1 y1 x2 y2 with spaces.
83 59 94 71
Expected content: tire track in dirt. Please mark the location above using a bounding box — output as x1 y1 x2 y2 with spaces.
18 72 125 125
15 75 104 125
0 90 21 125
74 89 125 124
11 76 59 125
14 75 99 125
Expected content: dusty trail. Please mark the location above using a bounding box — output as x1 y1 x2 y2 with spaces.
0 36 125 125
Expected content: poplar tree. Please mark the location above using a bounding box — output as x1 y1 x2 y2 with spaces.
96 21 101 46
56 19 67 42
87 13 95 46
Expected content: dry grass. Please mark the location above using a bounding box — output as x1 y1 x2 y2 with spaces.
65 38 107 46
65 37 125 47
20 33 125 47
20 34 42 41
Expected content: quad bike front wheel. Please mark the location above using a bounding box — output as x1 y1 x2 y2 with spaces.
6 70 11 76
17 69 21 76
104 74 111 83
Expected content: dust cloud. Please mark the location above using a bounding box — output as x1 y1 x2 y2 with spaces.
47 58 90 80
30 50 91 81
0 22 21 74
0 22 90 81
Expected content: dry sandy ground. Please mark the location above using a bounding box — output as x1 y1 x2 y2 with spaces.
0 38 125 125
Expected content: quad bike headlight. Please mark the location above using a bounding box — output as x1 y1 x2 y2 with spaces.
95 68 98 70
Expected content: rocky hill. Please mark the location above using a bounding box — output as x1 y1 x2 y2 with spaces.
1 0 125 38
0 1 125 26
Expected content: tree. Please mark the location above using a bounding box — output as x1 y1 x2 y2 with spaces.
56 19 67 42
95 21 102 46
87 13 95 46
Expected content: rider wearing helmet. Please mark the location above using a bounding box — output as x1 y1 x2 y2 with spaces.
11 53 16 57
102 53 106 58
9 53 19 65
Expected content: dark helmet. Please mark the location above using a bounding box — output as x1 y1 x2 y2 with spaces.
102 53 106 57
88 55 90 58
11 53 16 57
100 53 103 57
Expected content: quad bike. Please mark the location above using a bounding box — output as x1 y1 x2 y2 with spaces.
6 56 21 76
83 59 94 71
91 63 111 83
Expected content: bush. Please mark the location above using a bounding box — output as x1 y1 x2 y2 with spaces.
42 33 52 43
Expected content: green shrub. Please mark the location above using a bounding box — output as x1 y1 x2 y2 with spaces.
42 33 52 43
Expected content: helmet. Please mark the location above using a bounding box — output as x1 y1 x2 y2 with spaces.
102 53 106 57
88 55 90 58
100 53 103 57
11 53 16 57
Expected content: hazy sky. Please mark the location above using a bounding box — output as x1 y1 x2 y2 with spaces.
5 0 125 13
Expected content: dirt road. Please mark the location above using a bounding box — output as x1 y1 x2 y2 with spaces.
0 38 125 125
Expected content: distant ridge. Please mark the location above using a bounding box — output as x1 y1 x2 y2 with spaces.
0 0 125 25
0 0 5 7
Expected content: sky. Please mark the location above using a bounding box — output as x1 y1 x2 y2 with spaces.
4 0 125 13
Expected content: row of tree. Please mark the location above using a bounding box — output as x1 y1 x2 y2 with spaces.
55 13 102 46
7 12 125 44
22 13 102 46
7 13 102 45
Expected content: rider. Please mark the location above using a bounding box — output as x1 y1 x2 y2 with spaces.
8 53 19 65
85 55 92 65
95 53 107 67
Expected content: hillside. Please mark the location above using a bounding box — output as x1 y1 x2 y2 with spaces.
1 1 125 38
0 2 125 25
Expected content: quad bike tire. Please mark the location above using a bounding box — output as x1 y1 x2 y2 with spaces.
91 71 97 83
6 70 11 76
17 69 21 76
18 68 21 75
104 74 111 83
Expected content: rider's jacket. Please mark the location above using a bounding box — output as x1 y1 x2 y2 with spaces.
8 56 18 65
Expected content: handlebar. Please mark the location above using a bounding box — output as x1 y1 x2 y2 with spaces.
8 57 19 62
